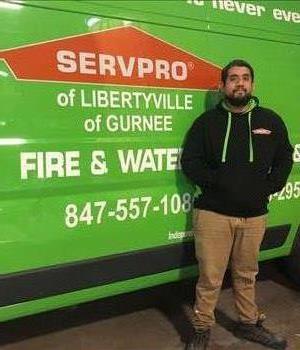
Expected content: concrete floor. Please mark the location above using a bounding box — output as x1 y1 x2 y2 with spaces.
0 262 299 350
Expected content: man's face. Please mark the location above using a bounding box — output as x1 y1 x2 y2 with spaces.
221 66 254 107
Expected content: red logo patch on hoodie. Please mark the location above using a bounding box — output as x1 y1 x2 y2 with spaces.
252 128 272 135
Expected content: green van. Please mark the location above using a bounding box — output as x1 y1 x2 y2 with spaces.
0 0 299 321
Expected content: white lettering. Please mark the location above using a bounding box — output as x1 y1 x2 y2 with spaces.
172 61 188 81
273 8 283 20
57 50 77 73
294 144 300 163
56 51 188 81
20 151 80 179
137 58 154 78
156 60 170 80
223 0 235 12
211 0 265 16
117 148 181 173
65 151 81 177
117 56 135 77
21 152 37 179
79 52 96 74
80 89 193 110
91 150 108 175
106 115 173 132
99 54 116 76
273 8 300 23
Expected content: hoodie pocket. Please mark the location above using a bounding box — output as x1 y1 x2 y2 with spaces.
215 164 270 211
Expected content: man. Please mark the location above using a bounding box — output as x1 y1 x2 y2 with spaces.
181 59 293 350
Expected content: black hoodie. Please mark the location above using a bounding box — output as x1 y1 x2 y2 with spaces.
181 98 294 217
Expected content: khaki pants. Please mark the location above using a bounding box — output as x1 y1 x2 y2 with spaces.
193 209 266 329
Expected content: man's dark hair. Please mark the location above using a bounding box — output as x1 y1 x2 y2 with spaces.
221 59 254 84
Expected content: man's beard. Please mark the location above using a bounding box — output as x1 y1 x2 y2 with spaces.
225 92 251 107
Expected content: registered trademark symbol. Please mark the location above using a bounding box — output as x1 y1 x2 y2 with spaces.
188 62 194 70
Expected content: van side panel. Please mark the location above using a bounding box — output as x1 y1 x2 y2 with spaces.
0 0 299 321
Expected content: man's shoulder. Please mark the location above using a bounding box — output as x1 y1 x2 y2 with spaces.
255 106 287 131
255 106 283 122
195 107 221 122
256 106 277 114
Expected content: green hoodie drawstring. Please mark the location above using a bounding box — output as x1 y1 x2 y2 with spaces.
221 110 254 163
222 112 232 163
248 111 254 162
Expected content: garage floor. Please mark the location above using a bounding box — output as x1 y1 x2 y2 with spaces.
0 263 299 350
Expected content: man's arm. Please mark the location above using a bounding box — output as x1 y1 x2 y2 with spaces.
267 116 294 194
181 116 217 189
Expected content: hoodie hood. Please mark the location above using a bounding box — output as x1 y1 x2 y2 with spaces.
218 96 259 114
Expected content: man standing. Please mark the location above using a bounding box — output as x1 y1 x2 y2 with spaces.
181 59 293 350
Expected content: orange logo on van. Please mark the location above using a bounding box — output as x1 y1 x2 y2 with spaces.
0 26 221 90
